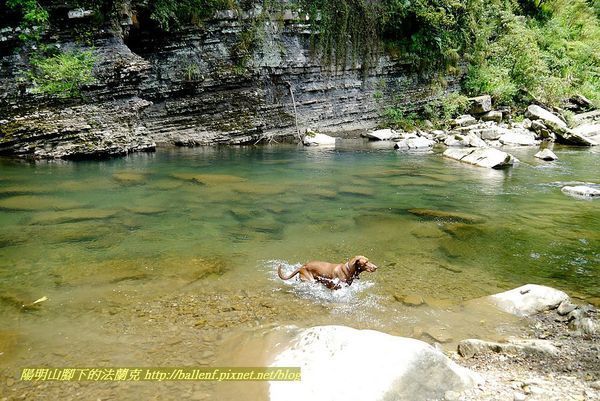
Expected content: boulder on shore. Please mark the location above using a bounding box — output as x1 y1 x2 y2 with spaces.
468 95 492 114
458 338 558 359
498 130 537 146
394 136 435 150
480 110 503 123
487 284 569 317
302 132 336 146
452 115 478 128
443 148 517 169
525 105 567 129
270 325 480 401
444 132 488 148
363 129 401 141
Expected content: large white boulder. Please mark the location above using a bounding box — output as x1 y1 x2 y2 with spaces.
499 130 537 146
443 148 517 169
487 284 569 317
525 105 567 129
270 325 479 401
302 132 336 146
363 128 401 141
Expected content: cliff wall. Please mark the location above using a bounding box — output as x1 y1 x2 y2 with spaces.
0 2 459 158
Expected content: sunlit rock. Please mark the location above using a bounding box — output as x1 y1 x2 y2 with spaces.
270 325 480 401
534 149 558 161
561 185 600 198
443 148 517 169
302 132 336 146
363 128 400 141
487 284 569 317
394 136 435 150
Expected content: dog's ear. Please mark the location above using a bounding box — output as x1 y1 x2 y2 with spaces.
349 256 359 267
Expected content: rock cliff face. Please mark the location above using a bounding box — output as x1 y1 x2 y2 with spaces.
0 2 459 159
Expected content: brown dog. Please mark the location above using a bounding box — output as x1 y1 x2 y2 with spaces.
277 255 377 289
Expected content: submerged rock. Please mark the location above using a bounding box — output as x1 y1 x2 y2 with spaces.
363 129 400 141
0 195 82 211
112 172 146 185
534 149 558 161
561 185 600 198
408 208 485 224
487 284 569 317
443 148 517 169
29 209 117 225
171 173 247 185
270 325 479 401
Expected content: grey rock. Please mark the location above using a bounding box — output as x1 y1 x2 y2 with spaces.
443 148 517 169
468 95 492 114
573 109 600 125
499 129 537 146
534 149 558 161
452 115 478 128
526 105 567 129
530 120 555 140
561 185 600 198
568 317 599 335
487 284 569 316
394 136 435 150
480 110 502 123
457 338 558 359
363 128 400 141
557 300 577 315
444 132 488 148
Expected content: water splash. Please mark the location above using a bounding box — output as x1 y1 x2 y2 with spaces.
263 259 376 305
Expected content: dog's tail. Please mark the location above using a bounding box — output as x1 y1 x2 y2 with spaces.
277 264 301 280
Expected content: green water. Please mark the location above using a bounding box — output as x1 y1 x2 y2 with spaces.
0 142 598 400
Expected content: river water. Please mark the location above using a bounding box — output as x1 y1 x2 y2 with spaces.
0 141 598 400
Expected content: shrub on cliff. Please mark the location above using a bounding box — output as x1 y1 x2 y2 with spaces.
29 50 96 98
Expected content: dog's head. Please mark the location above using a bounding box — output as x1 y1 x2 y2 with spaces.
351 255 378 273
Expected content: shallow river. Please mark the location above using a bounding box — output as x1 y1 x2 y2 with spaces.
0 141 598 400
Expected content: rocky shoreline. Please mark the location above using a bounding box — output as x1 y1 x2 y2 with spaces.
266 284 600 401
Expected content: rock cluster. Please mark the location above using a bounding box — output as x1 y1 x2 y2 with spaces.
362 95 598 169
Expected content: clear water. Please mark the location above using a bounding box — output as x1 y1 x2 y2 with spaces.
0 141 598 400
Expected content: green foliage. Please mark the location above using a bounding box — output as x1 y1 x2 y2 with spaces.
149 0 231 31
29 50 96 98
382 107 420 130
379 0 475 72
423 93 470 123
465 0 600 107
6 0 49 42
301 0 381 69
